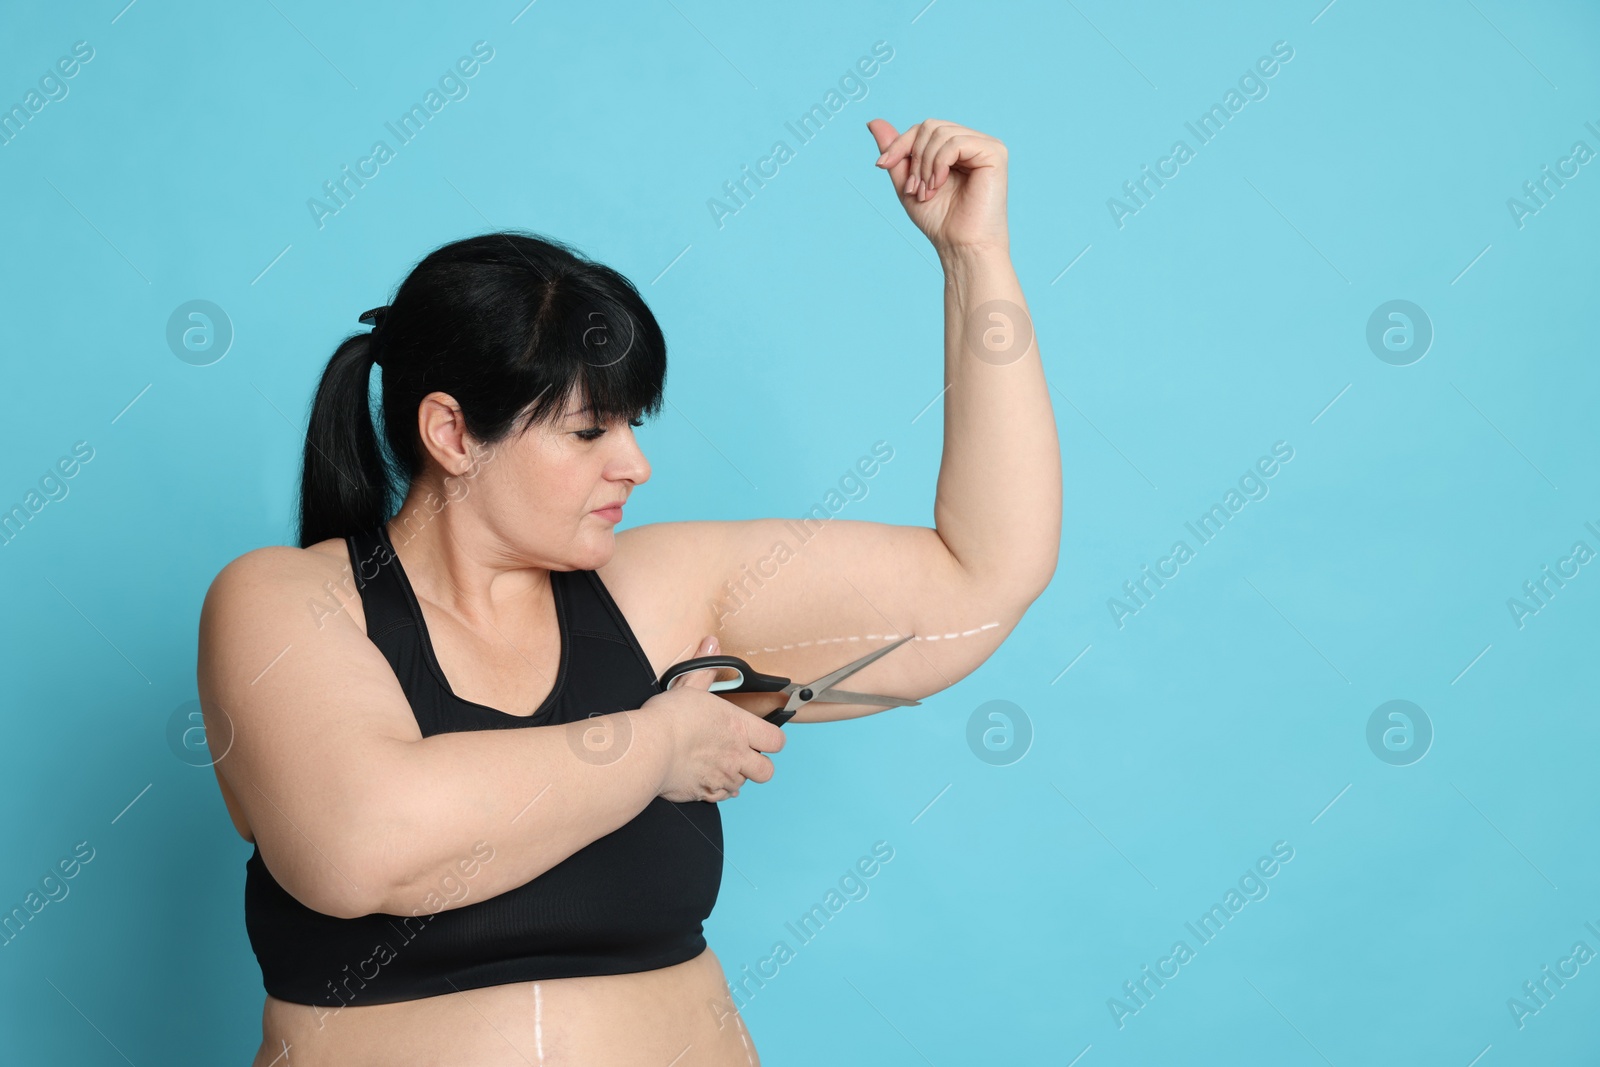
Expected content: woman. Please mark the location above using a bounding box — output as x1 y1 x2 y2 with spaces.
197 117 1059 1066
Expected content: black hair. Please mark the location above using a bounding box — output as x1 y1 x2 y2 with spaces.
295 230 666 549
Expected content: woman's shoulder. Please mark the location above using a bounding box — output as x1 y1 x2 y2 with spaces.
201 536 365 634
207 536 349 588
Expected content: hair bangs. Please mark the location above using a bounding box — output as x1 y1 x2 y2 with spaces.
512 278 665 434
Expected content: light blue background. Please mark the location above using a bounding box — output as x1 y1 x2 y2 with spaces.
2 0 1597 1063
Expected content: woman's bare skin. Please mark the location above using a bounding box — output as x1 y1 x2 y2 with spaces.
202 116 1057 1066
256 944 756 1067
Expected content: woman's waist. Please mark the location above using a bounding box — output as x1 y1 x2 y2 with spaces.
257 947 759 1067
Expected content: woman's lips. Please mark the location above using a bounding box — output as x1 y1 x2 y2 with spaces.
592 505 623 522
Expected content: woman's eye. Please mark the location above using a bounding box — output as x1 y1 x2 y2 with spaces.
577 417 643 441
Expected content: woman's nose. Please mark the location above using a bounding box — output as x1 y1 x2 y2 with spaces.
617 433 650 485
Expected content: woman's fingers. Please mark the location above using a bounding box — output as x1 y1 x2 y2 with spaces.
916 118 968 194
913 127 957 199
871 119 921 195
923 122 984 196
867 117 900 155
927 138 959 196
923 134 975 199
870 118 913 168
873 117 983 200
907 119 948 193
741 749 776 786
670 635 720 690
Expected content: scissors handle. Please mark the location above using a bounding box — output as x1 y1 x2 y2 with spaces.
658 655 799 727
658 655 790 695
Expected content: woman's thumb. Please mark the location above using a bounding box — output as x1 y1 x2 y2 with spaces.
675 636 721 690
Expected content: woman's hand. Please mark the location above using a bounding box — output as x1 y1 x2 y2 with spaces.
641 636 785 803
866 117 1009 255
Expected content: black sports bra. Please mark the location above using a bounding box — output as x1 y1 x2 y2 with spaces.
242 523 723 1007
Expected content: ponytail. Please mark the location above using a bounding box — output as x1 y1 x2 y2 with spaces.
295 332 394 548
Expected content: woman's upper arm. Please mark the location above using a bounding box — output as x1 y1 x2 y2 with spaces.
618 518 1045 722
196 545 422 918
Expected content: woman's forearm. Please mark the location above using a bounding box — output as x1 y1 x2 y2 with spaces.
364 709 673 916
932 242 1062 596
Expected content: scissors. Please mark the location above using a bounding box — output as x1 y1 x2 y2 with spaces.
657 633 922 726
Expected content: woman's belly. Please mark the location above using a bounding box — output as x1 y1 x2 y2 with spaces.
253 947 760 1067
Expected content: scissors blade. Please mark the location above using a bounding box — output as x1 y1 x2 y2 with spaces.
807 688 921 708
797 633 917 700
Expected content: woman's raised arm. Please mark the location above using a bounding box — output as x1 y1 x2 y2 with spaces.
615 119 1061 724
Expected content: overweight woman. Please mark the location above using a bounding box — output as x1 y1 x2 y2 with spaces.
197 117 1059 1067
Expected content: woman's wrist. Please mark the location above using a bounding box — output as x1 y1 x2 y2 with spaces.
936 239 1012 273
632 701 677 797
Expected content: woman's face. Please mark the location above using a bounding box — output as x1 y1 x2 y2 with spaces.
428 386 651 570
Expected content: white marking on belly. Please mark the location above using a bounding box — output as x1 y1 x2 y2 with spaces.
732 1009 756 1066
265 1039 292 1066
665 1043 693 1066
531 982 546 1064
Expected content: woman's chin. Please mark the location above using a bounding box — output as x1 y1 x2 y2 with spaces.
573 534 617 569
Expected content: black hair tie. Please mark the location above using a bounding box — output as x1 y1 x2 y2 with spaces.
359 305 391 367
